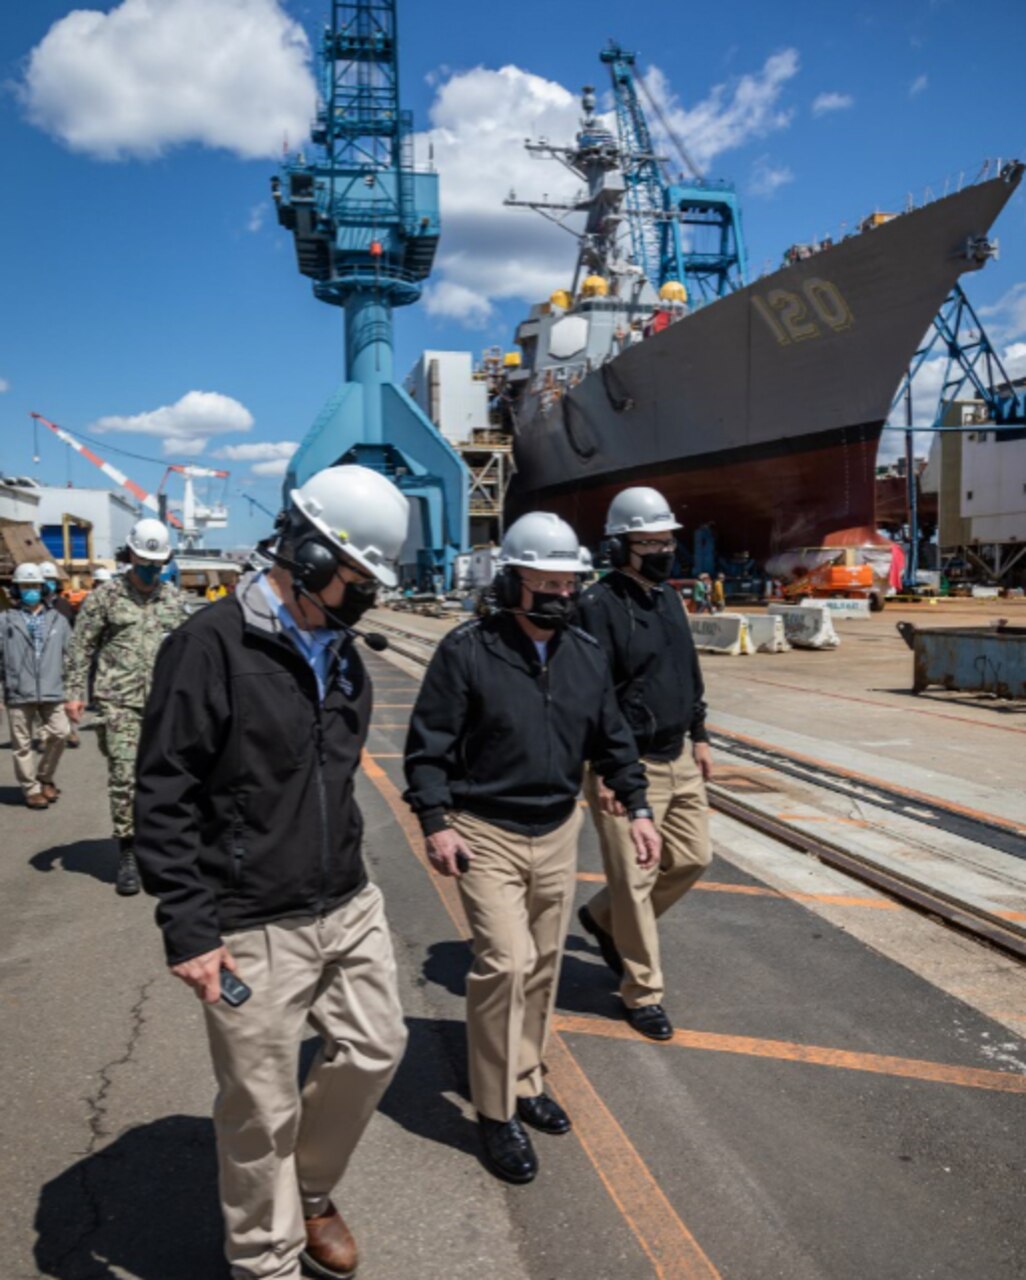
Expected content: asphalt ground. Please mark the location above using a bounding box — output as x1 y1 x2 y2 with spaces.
2 654 1025 1279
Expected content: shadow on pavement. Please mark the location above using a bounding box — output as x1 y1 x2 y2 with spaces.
0 785 24 806
30 839 115 885
376 1016 480 1159
34 1114 226 1280
421 935 619 1020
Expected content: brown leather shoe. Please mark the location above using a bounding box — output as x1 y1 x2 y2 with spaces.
301 1204 358 1279
25 792 49 810
40 782 60 803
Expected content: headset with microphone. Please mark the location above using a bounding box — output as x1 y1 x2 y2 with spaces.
257 513 390 651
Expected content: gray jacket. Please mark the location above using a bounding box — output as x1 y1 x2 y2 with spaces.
0 608 72 705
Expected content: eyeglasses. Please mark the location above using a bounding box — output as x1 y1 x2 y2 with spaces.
522 577 580 593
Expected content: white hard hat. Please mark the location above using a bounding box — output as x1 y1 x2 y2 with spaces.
13 562 45 585
604 486 682 536
127 518 173 562
39 561 59 580
289 465 410 588
93 567 113 583
499 512 591 574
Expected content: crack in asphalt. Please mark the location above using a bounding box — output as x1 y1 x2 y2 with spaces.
39 979 154 1280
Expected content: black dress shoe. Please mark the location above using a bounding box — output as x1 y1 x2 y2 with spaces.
478 1114 538 1184
578 905 624 977
517 1093 571 1135
627 1004 674 1041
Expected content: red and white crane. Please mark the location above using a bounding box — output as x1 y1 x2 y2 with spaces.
31 413 231 547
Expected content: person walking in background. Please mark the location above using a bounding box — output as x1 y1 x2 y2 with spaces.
40 560 80 748
64 519 187 895
711 573 727 613
690 573 710 614
577 486 713 1043
1 563 72 809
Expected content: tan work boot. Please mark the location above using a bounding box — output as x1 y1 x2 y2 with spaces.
40 782 60 803
25 792 49 810
301 1203 358 1279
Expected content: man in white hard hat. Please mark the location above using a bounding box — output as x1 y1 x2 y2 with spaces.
64 518 188 894
404 512 660 1184
577 486 713 1042
134 465 410 1280
1 563 73 808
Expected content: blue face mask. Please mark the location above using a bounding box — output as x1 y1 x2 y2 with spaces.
133 563 161 586
20 588 43 607
45 580 58 593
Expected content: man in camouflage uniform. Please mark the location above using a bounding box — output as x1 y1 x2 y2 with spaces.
64 518 188 895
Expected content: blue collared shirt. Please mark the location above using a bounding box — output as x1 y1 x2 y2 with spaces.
256 573 343 702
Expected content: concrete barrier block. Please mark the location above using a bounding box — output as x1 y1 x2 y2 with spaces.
802 597 871 619
768 604 841 649
747 614 790 653
688 612 755 656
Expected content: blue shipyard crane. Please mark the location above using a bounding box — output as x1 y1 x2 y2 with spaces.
602 43 748 302
272 0 467 588
888 275 1026 587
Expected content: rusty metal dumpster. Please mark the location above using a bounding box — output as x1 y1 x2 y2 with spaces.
911 626 1026 698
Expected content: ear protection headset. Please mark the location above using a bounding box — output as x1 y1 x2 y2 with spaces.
601 535 629 569
491 565 522 609
271 510 342 593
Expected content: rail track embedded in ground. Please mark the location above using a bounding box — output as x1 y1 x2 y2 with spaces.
368 614 1026 963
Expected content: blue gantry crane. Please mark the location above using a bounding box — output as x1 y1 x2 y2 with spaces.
889 282 1026 586
273 0 468 589
602 43 747 302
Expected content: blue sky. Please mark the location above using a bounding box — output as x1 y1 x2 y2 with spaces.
2 0 1025 548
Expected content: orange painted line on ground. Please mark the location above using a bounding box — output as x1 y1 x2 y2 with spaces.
775 812 871 828
994 909 1026 922
361 749 721 1280
709 723 1026 837
574 873 898 910
552 1015 1026 1095
368 752 403 758
545 1036 721 1280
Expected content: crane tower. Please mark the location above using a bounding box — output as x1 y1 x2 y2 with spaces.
273 0 467 588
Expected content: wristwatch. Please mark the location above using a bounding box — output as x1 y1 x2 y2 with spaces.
628 806 654 821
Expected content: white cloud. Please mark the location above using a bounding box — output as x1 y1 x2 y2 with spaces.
811 91 853 117
20 0 316 161
641 49 799 174
412 65 583 323
247 202 269 233
417 52 800 325
214 439 297 477
909 74 928 98
92 390 254 456
251 458 291 477
748 155 794 198
0 378 9 393
979 282 1026 343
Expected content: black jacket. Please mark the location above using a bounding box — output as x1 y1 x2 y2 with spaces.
134 572 371 965
403 614 647 837
576 572 708 760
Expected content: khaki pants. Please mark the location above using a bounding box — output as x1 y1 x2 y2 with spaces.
7 702 69 796
585 748 711 1008
453 807 582 1123
203 883 407 1280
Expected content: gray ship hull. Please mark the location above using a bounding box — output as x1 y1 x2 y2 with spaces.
508 167 1022 558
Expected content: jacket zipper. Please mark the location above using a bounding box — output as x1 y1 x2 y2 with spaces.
313 703 330 918
541 658 552 809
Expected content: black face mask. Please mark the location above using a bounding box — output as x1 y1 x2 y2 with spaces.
309 578 379 630
637 551 675 583
525 591 579 631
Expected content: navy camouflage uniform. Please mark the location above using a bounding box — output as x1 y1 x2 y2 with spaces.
64 575 188 837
